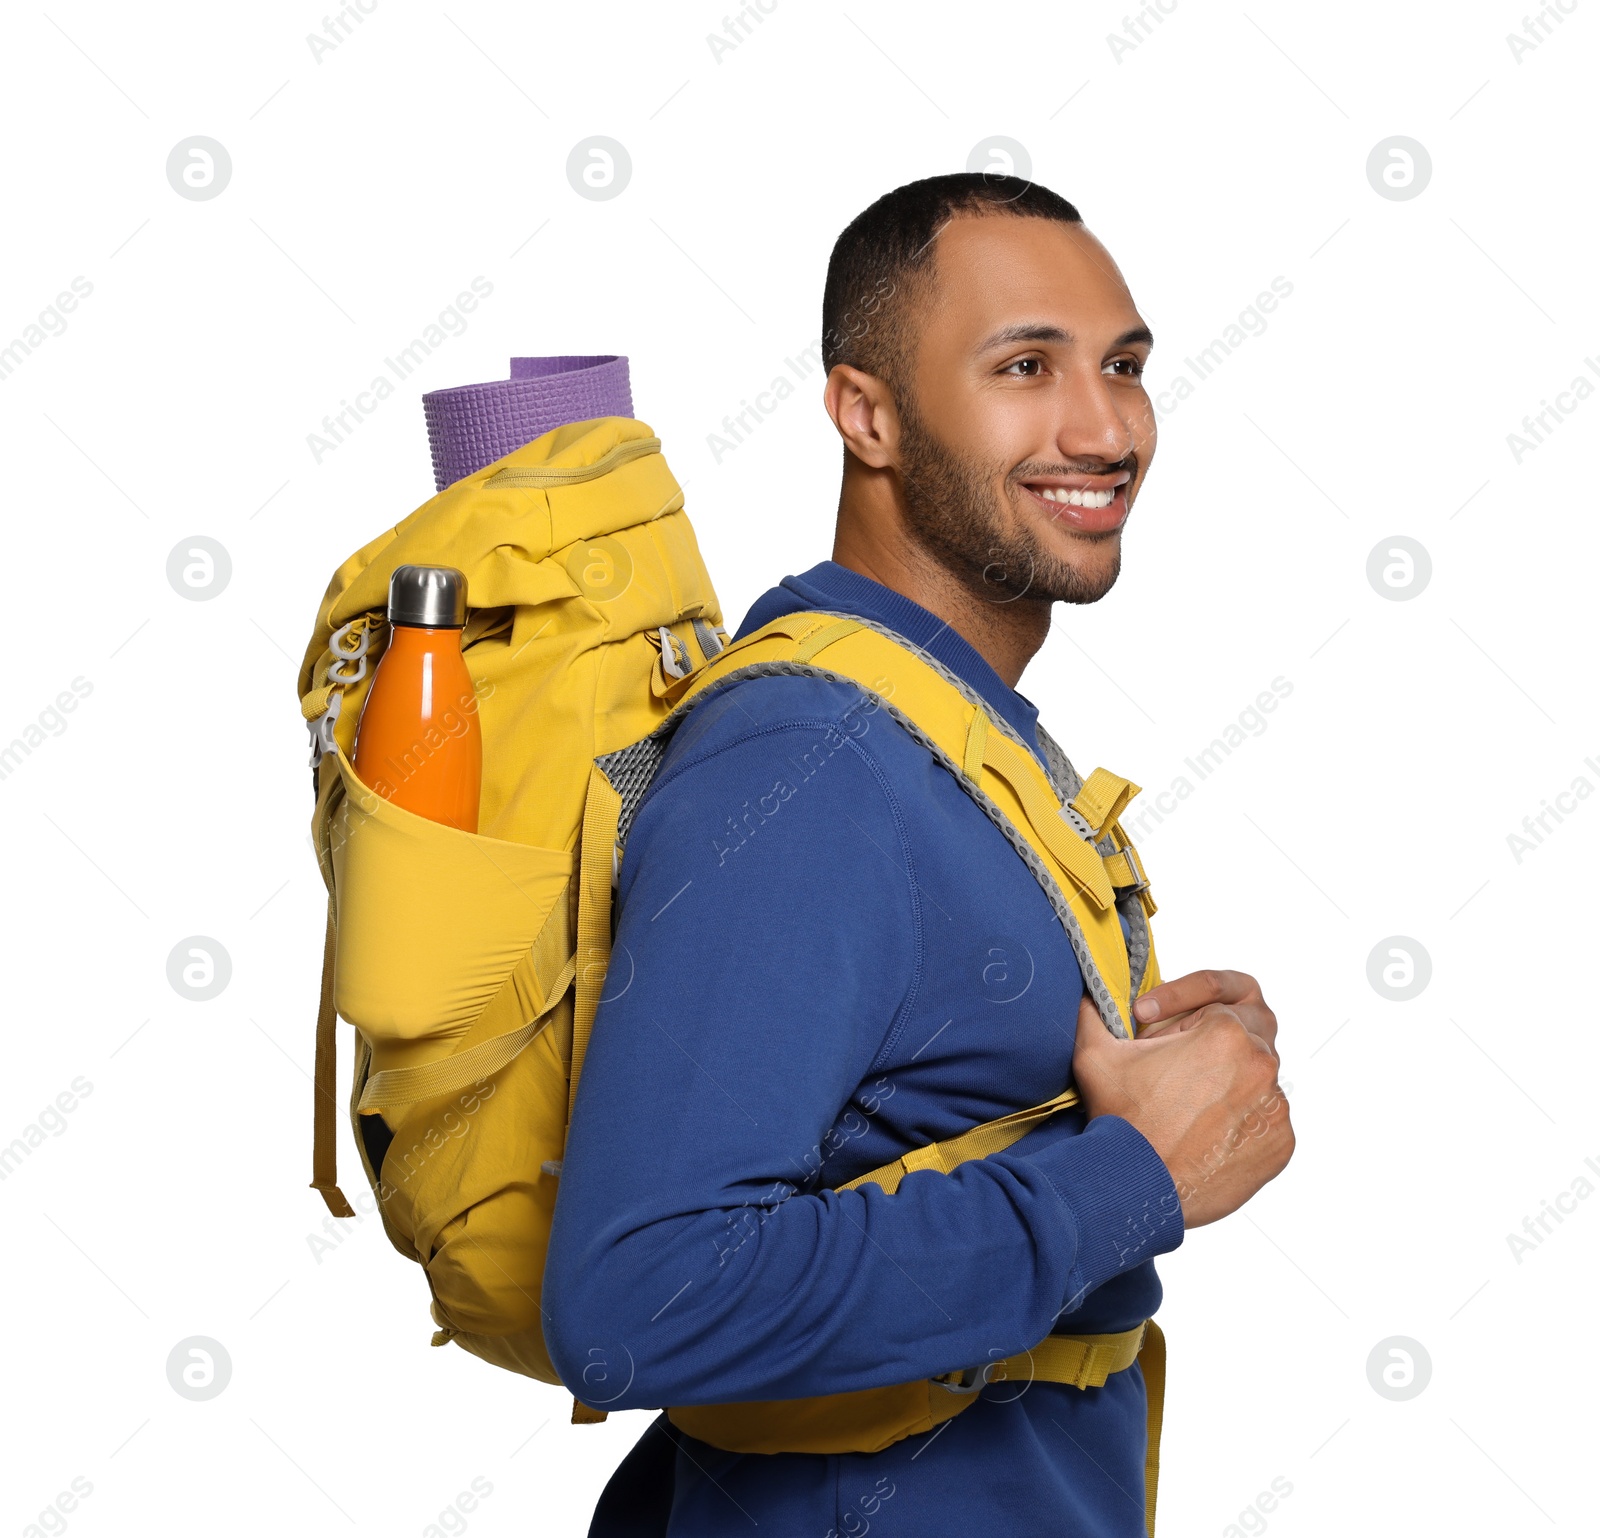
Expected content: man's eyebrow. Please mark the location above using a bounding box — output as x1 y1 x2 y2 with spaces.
976 322 1156 352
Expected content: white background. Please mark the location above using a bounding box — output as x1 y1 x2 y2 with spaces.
2 1 1595 1534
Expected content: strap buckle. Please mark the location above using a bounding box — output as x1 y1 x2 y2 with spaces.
307 690 342 767
657 625 690 680
933 1362 995 1395
1061 801 1096 840
1115 839 1151 895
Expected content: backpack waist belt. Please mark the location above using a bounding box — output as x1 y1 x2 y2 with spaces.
658 1319 1162 1459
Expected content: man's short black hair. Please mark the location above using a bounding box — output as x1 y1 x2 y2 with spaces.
820 172 1084 392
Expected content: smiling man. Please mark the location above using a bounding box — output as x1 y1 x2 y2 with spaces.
544 173 1294 1537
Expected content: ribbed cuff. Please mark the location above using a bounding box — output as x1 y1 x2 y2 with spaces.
1019 1113 1184 1308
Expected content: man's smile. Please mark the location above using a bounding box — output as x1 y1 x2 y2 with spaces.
1016 470 1132 534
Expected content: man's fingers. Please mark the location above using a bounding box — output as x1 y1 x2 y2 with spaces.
1135 1000 1264 1038
1078 993 1181 1060
1132 969 1264 1029
1135 1013 1202 1040
1235 1000 1278 1051
1150 998 1277 1050
1191 1002 1281 1062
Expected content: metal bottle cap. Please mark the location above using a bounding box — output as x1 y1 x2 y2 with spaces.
388 565 467 629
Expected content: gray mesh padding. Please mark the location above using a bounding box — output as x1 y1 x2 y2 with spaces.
596 733 669 849
594 613 1147 1039
1033 723 1085 801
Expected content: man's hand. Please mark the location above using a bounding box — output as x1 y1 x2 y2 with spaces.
1131 968 1278 1047
1071 976 1294 1228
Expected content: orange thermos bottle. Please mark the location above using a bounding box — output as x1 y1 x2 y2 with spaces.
352 564 482 833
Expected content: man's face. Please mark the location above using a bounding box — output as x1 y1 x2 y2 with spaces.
892 213 1156 606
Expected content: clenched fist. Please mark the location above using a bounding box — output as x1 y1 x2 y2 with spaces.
1072 970 1295 1228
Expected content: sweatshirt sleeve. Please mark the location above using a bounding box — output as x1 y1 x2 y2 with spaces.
542 693 1182 1409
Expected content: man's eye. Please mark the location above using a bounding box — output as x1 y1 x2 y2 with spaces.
1003 358 1043 377
1105 358 1146 378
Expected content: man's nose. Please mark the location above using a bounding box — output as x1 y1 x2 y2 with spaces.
1052 369 1136 465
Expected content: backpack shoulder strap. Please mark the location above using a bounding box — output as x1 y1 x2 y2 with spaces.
660 608 1156 1028
643 610 1170 1474
637 607 1164 1192
568 606 1163 1212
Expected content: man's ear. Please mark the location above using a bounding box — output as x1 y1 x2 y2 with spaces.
823 364 900 470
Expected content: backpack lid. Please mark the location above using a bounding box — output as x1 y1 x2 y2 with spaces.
299 415 681 702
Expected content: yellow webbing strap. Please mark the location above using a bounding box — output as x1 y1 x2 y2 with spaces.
962 705 989 782
1140 1320 1166 1535
1104 838 1158 918
311 900 355 1218
928 1325 1162 1532
978 731 1116 911
673 614 1127 912
1069 767 1141 841
357 954 577 1111
838 1083 1082 1194
958 708 1119 912
1102 847 1143 890
793 616 863 663
944 1321 1147 1391
570 763 623 1123
563 765 628 1432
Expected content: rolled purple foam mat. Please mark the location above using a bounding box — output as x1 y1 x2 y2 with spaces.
422 355 634 492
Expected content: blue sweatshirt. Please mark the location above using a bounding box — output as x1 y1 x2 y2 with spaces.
544 560 1184 1537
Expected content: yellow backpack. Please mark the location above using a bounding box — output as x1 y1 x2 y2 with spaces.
296 416 1169 1529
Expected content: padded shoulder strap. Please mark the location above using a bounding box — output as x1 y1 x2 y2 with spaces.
580 611 1167 1466
661 609 1154 1041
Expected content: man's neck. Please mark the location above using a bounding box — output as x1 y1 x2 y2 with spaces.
831 502 1050 692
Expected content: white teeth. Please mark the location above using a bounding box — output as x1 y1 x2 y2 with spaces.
1036 486 1117 508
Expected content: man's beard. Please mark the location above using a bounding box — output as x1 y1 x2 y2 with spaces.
894 398 1121 607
